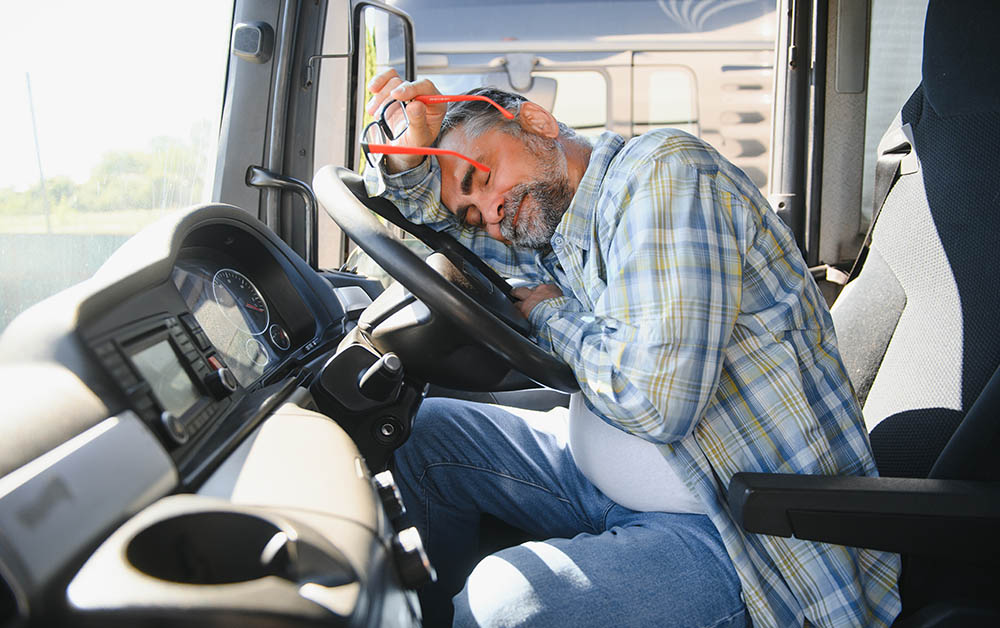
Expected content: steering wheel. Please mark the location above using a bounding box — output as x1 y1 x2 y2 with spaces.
313 165 579 393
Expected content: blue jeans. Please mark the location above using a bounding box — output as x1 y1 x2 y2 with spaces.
392 398 747 628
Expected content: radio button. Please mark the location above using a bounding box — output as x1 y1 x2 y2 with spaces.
205 366 238 398
161 411 188 445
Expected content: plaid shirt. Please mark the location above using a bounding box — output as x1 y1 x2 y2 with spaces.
369 130 901 627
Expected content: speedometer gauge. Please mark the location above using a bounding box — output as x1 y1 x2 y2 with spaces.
212 268 269 335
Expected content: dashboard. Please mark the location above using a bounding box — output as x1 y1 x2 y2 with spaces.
0 204 427 628
74 217 339 480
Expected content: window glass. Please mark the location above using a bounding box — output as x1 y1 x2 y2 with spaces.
633 55 773 191
0 1 232 334
859 0 929 225
534 71 608 138
395 0 776 44
632 67 698 135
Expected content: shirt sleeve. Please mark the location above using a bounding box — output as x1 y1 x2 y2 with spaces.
528 159 747 444
363 158 549 282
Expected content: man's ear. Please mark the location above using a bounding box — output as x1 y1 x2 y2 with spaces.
517 102 560 139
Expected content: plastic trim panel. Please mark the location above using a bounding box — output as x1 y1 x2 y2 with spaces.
0 412 176 607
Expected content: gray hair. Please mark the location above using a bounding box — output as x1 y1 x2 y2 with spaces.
434 86 578 147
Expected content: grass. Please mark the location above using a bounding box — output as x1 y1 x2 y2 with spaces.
0 209 178 235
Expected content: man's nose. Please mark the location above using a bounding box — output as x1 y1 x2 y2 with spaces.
479 195 505 225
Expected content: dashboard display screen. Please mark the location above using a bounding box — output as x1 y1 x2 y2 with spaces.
131 340 201 417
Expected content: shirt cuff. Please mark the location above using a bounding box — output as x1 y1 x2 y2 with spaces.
382 157 433 189
528 295 585 351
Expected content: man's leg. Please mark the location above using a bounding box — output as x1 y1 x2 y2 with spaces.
392 397 613 627
453 508 747 628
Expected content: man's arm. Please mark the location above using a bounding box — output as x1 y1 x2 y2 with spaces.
527 159 747 443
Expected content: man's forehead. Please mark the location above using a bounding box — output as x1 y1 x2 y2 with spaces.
440 123 515 154
438 126 474 153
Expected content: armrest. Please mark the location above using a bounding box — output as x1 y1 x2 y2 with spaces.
727 473 1000 560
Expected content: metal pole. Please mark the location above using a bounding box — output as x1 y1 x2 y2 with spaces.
25 73 52 234
264 0 297 231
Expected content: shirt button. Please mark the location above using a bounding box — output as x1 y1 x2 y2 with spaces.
551 235 564 247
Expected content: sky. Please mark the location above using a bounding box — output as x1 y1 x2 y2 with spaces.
0 1 233 191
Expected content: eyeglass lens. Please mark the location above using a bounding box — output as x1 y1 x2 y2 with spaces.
363 100 411 167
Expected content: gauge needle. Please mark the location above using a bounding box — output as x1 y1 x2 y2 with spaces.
245 303 264 312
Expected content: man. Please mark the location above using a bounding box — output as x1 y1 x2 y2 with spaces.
364 70 901 628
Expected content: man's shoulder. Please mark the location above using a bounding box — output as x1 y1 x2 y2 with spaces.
615 128 723 172
609 128 764 205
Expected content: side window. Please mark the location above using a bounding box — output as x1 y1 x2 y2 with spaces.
0 2 232 334
634 56 773 191
534 71 608 139
632 66 698 137
859 0 929 225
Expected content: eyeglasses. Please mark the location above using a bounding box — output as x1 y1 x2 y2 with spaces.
361 94 515 172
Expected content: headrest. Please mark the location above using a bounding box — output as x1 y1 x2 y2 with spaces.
922 0 1000 116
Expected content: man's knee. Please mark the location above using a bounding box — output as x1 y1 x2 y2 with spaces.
451 543 596 628
452 549 544 628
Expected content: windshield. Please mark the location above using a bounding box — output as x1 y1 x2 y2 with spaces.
0 1 233 334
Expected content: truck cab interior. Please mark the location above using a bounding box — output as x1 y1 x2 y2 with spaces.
0 1 997 627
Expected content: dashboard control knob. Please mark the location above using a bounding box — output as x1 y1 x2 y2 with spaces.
205 366 238 398
372 416 403 446
393 527 436 589
161 411 188 445
358 352 403 401
373 470 406 522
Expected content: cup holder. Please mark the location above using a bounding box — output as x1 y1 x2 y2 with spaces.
127 511 295 585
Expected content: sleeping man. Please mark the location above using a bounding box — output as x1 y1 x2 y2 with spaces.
363 69 901 628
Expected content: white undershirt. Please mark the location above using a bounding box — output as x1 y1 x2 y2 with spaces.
567 393 705 514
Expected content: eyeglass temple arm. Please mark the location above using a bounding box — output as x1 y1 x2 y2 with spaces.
412 95 515 120
365 143 490 172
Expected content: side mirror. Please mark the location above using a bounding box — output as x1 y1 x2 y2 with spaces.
359 4 415 83
352 2 415 169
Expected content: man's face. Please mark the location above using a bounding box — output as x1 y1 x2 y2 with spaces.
437 125 574 249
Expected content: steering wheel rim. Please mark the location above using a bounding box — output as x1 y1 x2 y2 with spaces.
313 165 579 393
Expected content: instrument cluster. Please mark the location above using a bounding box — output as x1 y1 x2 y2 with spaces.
172 260 292 386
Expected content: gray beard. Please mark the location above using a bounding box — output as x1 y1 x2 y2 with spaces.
499 178 574 249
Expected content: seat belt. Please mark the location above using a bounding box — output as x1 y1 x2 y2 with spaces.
844 122 916 283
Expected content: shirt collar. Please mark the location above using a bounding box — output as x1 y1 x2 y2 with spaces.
554 131 626 251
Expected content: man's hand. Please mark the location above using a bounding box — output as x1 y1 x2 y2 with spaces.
366 69 448 173
512 284 563 318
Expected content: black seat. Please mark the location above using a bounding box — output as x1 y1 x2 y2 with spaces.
728 1 1000 625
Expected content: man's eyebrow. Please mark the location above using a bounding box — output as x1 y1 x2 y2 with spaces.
460 165 475 196
454 205 469 225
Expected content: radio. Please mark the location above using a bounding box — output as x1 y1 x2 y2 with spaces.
90 313 237 448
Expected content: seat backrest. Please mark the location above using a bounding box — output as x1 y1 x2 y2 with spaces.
830 0 1000 479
